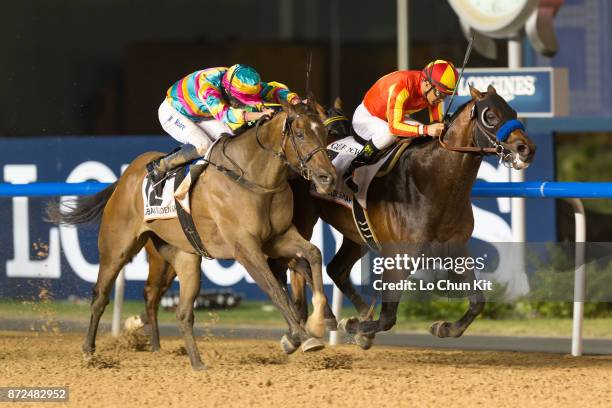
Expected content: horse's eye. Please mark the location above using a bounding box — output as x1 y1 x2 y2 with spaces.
483 109 500 128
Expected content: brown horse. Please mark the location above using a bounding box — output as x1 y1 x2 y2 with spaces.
47 101 336 370
128 99 349 353
285 85 537 348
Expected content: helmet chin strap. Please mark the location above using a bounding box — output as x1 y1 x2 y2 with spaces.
422 81 436 105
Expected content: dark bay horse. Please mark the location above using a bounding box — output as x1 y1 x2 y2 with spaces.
47 101 336 370
286 85 536 348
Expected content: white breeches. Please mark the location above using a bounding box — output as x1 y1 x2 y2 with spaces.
351 103 398 150
158 100 233 153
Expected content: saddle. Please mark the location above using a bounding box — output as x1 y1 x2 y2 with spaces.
143 152 212 259
311 135 421 252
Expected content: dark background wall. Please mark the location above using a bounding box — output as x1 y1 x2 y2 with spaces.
2 0 508 137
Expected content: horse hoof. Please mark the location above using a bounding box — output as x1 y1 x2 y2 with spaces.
354 333 374 350
81 344 95 358
124 315 144 332
338 317 360 334
280 334 300 355
191 362 207 371
325 318 339 331
306 318 326 339
301 337 325 353
430 321 451 338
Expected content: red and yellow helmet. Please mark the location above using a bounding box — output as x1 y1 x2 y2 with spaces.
422 60 459 95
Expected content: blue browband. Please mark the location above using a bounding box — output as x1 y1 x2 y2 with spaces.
496 119 524 142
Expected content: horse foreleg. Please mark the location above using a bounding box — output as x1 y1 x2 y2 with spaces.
288 258 337 331
264 226 328 340
326 239 370 317
289 269 309 324
269 258 309 325
236 239 320 353
354 263 405 349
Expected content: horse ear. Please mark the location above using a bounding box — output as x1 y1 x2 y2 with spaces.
280 99 296 116
487 84 498 95
314 101 327 122
469 85 484 100
333 97 343 110
306 91 318 112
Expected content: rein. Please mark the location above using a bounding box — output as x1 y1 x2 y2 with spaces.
255 112 327 180
210 111 326 194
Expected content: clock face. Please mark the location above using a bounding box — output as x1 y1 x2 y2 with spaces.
467 0 525 17
449 0 537 37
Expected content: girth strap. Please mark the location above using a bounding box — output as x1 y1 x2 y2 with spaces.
173 166 213 259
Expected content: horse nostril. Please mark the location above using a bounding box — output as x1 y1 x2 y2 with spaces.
517 144 529 157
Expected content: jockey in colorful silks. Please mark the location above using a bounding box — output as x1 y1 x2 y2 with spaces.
148 64 301 184
343 59 459 191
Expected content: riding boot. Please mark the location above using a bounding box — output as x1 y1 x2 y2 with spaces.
343 140 381 192
147 143 201 187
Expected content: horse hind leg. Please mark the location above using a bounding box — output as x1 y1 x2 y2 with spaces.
139 239 177 352
83 230 147 358
430 272 485 338
158 246 205 370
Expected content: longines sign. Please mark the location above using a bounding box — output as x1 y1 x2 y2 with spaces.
449 67 569 118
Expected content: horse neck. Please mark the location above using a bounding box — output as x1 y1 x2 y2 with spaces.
401 105 483 200
222 113 288 189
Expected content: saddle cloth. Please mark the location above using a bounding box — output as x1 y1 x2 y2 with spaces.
310 135 408 209
142 139 219 221
142 172 180 221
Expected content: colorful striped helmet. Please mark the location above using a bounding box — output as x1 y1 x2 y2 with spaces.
222 64 263 105
422 60 459 95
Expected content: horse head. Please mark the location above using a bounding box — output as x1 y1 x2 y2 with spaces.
278 97 336 194
315 97 352 142
444 85 536 170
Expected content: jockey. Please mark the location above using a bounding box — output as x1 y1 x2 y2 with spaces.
148 64 301 184
344 59 459 191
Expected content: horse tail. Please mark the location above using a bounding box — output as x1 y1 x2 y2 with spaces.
45 182 118 226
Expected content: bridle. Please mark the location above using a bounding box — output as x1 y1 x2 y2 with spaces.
323 114 349 127
212 111 327 194
439 96 524 167
254 111 328 180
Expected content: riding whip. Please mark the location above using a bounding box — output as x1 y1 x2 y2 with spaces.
443 34 475 120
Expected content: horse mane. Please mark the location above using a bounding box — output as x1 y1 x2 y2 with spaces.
396 97 475 152
447 99 473 123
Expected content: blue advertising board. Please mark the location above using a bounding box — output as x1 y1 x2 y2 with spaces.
449 67 569 118
0 135 554 301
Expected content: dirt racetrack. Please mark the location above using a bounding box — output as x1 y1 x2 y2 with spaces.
1 330 611 407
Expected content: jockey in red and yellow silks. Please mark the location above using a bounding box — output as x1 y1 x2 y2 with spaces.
344 60 459 192
148 64 300 185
